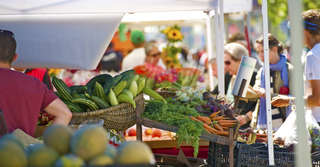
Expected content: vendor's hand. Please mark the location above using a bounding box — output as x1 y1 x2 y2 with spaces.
236 115 248 126
253 87 265 98
271 95 295 107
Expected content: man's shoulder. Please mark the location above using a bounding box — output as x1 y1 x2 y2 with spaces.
2 69 43 85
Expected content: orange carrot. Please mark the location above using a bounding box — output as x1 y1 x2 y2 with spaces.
203 123 219 134
196 116 212 125
214 123 224 131
212 116 225 121
217 130 229 136
222 126 229 131
209 111 221 118
219 122 236 128
218 119 237 124
190 116 199 122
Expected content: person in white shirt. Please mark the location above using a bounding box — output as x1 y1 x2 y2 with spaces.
122 30 146 71
303 9 320 123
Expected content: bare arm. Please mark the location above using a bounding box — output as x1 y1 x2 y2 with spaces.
306 80 320 107
44 98 72 125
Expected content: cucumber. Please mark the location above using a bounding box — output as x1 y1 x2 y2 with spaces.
71 98 99 111
52 76 72 102
129 80 138 97
143 88 167 103
137 77 146 94
117 93 136 108
86 74 112 94
94 82 108 102
113 80 127 96
108 89 119 106
91 96 109 109
66 103 84 113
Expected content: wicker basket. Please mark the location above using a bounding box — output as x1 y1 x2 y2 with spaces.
70 94 144 131
157 91 176 99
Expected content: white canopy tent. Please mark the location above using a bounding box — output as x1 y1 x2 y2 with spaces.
0 0 251 70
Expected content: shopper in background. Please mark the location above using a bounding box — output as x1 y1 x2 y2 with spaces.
303 9 320 124
223 42 257 127
254 33 293 130
144 41 166 69
0 29 72 137
100 42 123 72
122 30 146 71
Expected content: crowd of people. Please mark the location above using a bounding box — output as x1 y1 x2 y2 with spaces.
0 9 320 138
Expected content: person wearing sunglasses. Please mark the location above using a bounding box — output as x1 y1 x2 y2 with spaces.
223 42 258 127
254 34 293 130
0 30 72 137
144 41 166 69
303 9 320 125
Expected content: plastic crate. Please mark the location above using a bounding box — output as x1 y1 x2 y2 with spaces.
207 142 238 167
236 143 320 167
236 143 294 167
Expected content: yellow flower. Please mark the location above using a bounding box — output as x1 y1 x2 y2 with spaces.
48 68 61 76
168 29 183 41
162 27 171 35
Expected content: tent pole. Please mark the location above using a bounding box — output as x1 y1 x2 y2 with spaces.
261 0 275 165
214 0 225 96
206 11 215 91
287 0 312 166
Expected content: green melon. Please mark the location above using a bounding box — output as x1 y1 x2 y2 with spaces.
70 125 108 161
43 124 73 155
104 144 117 159
89 154 113 166
0 139 27 167
27 144 59 167
0 134 24 149
54 154 84 167
116 141 155 165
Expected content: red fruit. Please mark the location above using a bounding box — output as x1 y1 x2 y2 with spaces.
128 128 136 136
279 86 289 95
152 129 162 138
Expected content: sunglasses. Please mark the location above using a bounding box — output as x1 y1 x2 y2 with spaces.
150 52 161 57
224 60 231 65
0 29 14 37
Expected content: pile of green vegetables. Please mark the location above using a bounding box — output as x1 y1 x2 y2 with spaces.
143 99 204 157
53 70 165 113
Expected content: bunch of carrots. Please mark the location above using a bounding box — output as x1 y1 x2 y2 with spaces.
190 111 238 136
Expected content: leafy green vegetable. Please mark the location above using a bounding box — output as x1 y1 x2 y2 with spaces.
143 100 203 157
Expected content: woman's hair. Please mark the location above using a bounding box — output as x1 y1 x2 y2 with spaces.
256 33 283 54
224 42 249 61
303 9 320 35
144 40 158 55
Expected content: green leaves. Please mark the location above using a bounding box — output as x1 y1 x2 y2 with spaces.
143 100 203 157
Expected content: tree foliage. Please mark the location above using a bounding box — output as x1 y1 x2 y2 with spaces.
257 0 320 41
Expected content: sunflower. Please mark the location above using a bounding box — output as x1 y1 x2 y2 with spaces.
162 27 171 35
48 68 61 76
167 29 183 41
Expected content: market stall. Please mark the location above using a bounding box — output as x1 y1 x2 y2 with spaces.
0 0 315 166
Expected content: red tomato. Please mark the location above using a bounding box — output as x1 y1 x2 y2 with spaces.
128 128 136 136
152 129 162 138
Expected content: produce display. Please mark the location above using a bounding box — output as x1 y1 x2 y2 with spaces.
143 89 239 157
53 70 164 113
0 124 155 167
134 64 202 89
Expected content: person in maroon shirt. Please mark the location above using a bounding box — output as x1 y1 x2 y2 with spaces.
0 29 72 137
